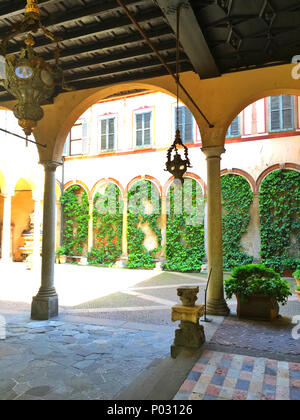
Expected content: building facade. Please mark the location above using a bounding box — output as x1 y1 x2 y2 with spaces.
0 90 299 269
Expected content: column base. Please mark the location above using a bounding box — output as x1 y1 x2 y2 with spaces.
206 297 230 316
31 295 58 320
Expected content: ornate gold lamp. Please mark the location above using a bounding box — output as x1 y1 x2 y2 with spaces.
165 5 191 184
0 0 66 137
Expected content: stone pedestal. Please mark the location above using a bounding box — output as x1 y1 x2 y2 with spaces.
31 295 58 321
171 287 205 358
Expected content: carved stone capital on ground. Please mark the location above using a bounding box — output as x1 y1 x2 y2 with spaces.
172 304 204 324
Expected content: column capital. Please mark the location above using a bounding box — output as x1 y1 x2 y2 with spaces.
40 160 62 172
201 146 225 159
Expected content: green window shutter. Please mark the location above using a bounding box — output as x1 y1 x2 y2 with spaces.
184 107 193 143
270 96 281 132
63 134 70 156
136 112 152 146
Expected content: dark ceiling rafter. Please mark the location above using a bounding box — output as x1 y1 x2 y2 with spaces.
155 0 220 78
4 7 164 54
0 0 299 105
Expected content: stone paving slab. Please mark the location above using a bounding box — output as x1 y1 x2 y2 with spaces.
173 350 300 400
0 313 173 400
210 315 300 357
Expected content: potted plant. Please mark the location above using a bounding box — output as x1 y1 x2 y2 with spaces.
56 246 67 264
296 286 300 302
225 264 291 321
293 268 300 287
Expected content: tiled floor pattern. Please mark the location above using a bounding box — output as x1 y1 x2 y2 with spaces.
174 350 300 400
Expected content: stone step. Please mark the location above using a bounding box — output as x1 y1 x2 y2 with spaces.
116 348 202 401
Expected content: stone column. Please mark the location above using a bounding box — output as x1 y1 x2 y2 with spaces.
31 161 61 320
121 196 128 262
32 195 42 269
201 146 229 316
160 194 167 260
88 199 94 252
1 193 13 263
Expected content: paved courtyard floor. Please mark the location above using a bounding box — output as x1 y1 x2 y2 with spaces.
0 263 299 400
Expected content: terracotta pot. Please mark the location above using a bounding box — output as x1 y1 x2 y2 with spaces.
295 277 300 287
236 295 279 321
58 255 67 264
296 290 300 302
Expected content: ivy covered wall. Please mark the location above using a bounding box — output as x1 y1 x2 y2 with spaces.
126 180 162 269
88 183 123 266
61 185 89 256
164 179 205 272
221 174 254 271
259 169 300 273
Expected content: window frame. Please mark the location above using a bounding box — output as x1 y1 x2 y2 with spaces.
98 115 117 152
133 108 153 149
269 95 295 133
226 115 241 139
174 105 195 144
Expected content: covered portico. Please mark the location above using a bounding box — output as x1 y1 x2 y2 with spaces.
0 0 299 320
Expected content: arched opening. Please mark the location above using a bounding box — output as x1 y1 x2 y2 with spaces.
61 184 90 259
126 178 161 269
164 177 205 272
222 92 300 272
259 168 300 275
89 180 123 266
221 173 254 271
11 178 35 262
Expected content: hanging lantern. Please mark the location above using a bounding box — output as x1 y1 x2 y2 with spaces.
165 129 191 184
0 0 67 137
4 34 55 136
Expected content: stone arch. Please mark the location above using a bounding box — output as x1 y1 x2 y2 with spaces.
221 169 256 194
52 82 186 162
64 180 91 200
126 175 162 197
256 163 300 193
163 172 206 197
223 88 300 136
91 178 125 201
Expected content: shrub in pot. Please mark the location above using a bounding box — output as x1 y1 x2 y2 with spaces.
225 264 291 321
296 286 300 302
56 246 67 264
293 268 300 287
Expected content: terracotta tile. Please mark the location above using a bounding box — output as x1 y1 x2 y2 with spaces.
239 371 252 381
266 359 278 368
244 356 256 364
179 380 196 393
290 379 300 389
289 363 300 371
264 374 277 386
193 363 206 373
261 394 276 400
232 390 248 400
206 385 221 397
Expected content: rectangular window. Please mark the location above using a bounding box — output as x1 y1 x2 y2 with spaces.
226 115 241 138
99 117 116 151
174 106 194 143
63 121 89 156
135 111 152 147
269 95 294 132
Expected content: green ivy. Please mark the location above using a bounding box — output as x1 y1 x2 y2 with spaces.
259 170 300 273
88 184 123 266
61 185 89 256
163 179 205 272
221 174 254 270
126 180 162 269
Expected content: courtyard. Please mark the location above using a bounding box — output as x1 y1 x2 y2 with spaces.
0 263 299 400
